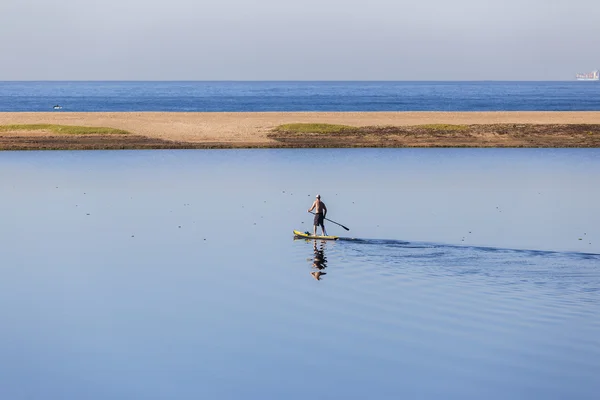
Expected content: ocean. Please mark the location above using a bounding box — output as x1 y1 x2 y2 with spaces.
1 81 599 112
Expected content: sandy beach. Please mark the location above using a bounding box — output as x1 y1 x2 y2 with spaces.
2 111 600 149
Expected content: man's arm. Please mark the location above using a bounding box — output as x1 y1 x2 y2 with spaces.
322 203 327 218
308 201 316 212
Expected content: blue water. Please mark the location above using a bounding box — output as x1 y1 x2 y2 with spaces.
1 81 599 112
0 149 599 399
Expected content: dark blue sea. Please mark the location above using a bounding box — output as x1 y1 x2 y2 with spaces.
1 81 599 112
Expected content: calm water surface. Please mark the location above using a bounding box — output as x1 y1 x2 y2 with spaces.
1 81 600 111
0 149 599 399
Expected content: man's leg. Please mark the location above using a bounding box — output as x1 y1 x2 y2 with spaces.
321 223 327 236
313 224 317 236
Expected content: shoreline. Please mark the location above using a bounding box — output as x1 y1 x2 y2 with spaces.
2 111 600 149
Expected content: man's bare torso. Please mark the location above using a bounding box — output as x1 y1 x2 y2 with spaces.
313 200 326 214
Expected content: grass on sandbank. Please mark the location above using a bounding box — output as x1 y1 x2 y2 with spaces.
274 123 355 134
274 123 470 134
269 123 600 148
0 124 130 135
417 124 469 131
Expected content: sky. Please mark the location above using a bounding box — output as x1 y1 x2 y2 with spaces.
1 0 599 80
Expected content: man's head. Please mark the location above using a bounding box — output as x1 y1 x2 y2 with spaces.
316 194 321 199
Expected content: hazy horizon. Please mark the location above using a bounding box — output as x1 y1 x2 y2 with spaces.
1 0 598 81
0 79 597 82
2 75 600 82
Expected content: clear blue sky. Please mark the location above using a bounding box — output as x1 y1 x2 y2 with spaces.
1 0 598 80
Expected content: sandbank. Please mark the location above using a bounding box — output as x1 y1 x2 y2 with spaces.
1 111 600 149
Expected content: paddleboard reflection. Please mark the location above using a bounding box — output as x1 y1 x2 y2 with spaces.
310 240 328 281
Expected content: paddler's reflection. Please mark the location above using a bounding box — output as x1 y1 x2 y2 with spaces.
311 240 328 280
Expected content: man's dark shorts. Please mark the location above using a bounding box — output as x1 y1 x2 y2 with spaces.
314 212 324 226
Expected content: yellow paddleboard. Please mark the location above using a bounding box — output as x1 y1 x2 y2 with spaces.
293 230 339 240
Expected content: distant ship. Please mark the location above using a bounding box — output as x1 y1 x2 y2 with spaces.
576 69 599 81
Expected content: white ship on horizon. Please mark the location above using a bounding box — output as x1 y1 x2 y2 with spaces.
576 69 599 81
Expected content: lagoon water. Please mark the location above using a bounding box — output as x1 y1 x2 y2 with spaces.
1 149 599 399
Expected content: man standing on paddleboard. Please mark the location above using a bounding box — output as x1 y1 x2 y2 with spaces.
308 194 328 236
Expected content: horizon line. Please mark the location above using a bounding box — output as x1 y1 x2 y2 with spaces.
0 79 591 83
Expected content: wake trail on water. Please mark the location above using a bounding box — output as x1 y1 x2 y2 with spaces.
337 237 600 259
297 236 600 298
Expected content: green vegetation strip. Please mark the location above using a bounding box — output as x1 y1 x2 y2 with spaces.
274 123 471 133
275 123 355 134
0 124 130 135
417 124 469 131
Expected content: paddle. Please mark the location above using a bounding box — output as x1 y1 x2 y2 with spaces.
309 211 350 231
